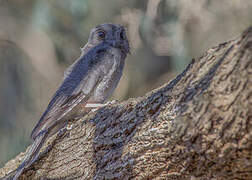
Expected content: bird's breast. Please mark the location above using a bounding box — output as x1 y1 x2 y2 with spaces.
89 48 125 103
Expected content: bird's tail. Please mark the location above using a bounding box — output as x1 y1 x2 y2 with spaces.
13 130 48 180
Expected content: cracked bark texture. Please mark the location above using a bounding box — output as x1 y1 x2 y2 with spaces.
0 27 251 180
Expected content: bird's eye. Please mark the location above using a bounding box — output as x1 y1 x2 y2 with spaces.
120 31 125 40
97 30 106 40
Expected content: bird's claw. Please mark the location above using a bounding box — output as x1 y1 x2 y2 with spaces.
88 100 119 112
106 99 118 105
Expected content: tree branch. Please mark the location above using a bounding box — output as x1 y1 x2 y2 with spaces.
1 26 252 180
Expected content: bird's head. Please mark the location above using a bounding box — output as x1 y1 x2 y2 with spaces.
88 23 130 55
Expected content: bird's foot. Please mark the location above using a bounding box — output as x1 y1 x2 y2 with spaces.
106 99 118 105
85 103 106 108
66 124 73 130
86 100 118 112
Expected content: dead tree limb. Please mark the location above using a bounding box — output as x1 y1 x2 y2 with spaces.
0 27 251 180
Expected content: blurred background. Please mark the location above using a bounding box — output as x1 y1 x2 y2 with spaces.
0 0 251 166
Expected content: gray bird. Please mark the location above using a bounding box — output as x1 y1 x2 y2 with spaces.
13 23 130 180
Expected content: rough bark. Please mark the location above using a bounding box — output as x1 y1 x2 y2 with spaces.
0 27 251 180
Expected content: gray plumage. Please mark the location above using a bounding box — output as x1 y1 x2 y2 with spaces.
13 23 130 180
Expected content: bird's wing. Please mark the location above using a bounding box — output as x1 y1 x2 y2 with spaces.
30 89 87 140
64 44 93 79
31 45 106 140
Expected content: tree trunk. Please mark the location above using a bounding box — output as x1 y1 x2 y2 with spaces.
0 27 251 180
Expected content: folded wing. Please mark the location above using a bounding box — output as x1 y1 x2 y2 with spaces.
30 45 107 140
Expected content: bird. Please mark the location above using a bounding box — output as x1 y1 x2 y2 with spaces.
12 23 130 180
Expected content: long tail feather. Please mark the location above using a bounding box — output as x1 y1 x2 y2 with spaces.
13 130 48 180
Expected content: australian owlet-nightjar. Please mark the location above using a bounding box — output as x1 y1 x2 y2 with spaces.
13 23 130 180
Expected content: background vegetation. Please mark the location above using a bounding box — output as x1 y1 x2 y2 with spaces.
0 0 251 166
